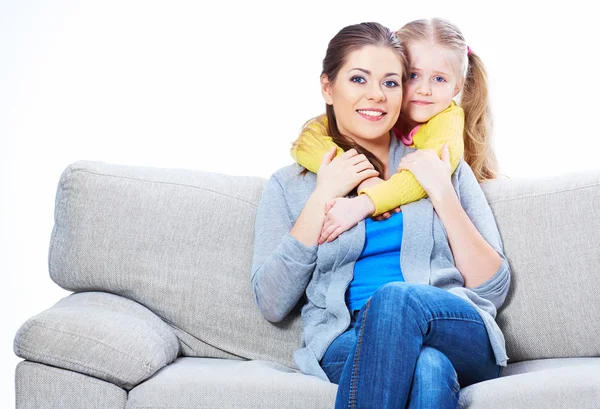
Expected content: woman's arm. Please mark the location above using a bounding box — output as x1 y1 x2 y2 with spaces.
251 174 320 323
398 148 506 293
252 149 378 322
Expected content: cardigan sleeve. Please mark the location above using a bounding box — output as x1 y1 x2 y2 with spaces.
250 173 318 322
455 161 511 310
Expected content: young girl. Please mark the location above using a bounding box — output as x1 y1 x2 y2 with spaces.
291 18 497 243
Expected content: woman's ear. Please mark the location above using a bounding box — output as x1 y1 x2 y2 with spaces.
321 74 333 105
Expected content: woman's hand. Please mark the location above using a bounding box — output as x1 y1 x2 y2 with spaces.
372 207 401 221
316 148 379 200
397 143 453 202
319 195 375 244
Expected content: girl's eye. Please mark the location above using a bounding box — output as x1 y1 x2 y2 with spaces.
409 73 419 80
383 80 399 88
351 76 366 84
434 76 447 83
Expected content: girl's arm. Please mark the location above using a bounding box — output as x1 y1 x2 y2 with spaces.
291 115 344 174
359 103 465 216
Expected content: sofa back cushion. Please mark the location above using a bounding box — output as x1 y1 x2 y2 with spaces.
50 161 303 369
482 169 600 363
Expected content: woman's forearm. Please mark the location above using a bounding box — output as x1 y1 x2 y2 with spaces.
290 189 332 247
430 186 501 288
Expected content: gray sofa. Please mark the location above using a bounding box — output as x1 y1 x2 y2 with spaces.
13 160 600 409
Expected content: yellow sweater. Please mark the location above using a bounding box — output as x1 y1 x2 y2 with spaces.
290 102 465 216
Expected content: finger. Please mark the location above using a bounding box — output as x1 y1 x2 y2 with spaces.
321 147 337 166
349 153 369 166
326 226 344 242
341 148 358 159
355 169 379 182
353 160 376 174
394 207 401 213
320 223 338 244
382 212 391 219
441 143 450 163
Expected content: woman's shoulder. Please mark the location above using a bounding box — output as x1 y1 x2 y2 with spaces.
270 163 316 185
266 163 317 199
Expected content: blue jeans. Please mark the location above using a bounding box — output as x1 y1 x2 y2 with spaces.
320 282 501 409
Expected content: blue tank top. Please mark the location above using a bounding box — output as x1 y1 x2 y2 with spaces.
346 211 405 312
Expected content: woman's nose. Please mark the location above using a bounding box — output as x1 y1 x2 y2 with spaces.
366 84 385 102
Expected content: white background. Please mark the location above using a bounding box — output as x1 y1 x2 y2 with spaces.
2 0 599 406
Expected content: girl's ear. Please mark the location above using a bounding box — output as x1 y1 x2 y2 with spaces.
321 74 334 105
453 79 464 98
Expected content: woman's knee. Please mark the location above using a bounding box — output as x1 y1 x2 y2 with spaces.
414 347 459 393
369 282 427 313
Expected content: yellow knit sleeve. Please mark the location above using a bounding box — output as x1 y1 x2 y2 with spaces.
290 115 344 174
359 104 465 216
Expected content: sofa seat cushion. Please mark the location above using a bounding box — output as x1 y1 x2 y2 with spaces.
459 357 600 408
127 357 600 409
126 357 337 409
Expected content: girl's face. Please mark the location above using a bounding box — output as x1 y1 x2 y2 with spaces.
400 41 463 128
321 45 404 148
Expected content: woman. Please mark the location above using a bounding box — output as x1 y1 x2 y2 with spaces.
251 21 510 408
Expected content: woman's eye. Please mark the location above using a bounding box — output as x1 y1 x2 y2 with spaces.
351 76 366 84
434 76 447 83
384 80 399 88
409 73 418 80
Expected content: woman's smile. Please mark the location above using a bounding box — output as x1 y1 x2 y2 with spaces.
357 108 387 121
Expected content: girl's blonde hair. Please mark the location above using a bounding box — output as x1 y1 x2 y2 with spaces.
396 18 498 181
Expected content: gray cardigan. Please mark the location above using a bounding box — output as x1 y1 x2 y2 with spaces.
251 136 511 382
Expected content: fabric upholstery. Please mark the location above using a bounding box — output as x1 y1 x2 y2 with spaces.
126 357 337 409
13 291 180 389
15 361 127 409
459 357 600 408
482 169 600 363
48 160 303 369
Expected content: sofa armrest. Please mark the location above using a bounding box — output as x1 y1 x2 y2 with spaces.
14 291 180 390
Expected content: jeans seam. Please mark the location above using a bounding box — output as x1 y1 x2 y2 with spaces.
349 300 371 409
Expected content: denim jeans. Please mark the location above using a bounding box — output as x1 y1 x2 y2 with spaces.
320 282 501 409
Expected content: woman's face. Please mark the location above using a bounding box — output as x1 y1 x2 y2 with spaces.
321 45 404 147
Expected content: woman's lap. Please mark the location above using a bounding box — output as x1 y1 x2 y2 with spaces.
320 282 500 388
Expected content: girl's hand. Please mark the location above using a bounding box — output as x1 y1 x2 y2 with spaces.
319 195 375 244
397 143 453 202
316 148 379 200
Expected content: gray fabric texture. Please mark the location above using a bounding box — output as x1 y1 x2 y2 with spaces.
499 357 600 377
482 169 600 363
127 357 337 409
252 136 510 381
15 360 127 409
48 160 303 369
458 358 600 408
13 291 180 389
